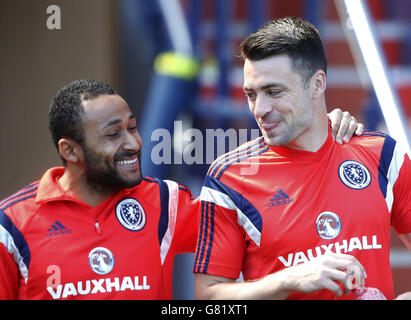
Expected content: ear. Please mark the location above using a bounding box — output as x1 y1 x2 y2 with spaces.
310 69 327 99
57 138 83 163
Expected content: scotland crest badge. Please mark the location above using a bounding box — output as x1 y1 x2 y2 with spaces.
338 160 371 190
115 198 146 231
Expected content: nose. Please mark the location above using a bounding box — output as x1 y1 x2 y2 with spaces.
252 95 272 120
123 130 142 152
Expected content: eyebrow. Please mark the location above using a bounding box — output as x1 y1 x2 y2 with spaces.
102 114 136 129
243 82 286 91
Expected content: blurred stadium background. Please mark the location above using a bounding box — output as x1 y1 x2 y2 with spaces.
0 0 410 299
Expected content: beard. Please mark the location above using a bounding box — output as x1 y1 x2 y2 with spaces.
262 107 314 148
82 146 142 194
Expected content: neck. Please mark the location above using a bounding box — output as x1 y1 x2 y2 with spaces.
59 167 114 207
288 95 330 151
287 117 329 152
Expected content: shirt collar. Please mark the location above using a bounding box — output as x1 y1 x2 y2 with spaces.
35 166 141 205
267 123 334 162
35 167 66 204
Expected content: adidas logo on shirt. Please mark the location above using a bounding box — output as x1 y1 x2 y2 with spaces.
46 221 72 237
267 189 295 207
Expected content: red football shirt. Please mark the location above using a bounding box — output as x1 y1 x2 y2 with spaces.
0 167 199 299
193 128 411 299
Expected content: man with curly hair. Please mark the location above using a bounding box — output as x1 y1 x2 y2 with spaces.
0 80 198 299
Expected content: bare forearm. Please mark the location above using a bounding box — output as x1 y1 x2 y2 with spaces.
195 253 367 300
195 272 294 300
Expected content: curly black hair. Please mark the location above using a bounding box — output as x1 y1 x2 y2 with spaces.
48 79 116 163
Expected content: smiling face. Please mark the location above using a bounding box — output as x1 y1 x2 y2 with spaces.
79 94 143 192
243 54 320 149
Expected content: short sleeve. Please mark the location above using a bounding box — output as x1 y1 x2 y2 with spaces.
193 176 247 279
0 212 21 299
156 179 199 265
391 152 411 234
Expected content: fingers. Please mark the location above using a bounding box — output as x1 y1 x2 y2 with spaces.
346 264 366 289
311 268 355 297
333 253 367 281
321 276 344 297
328 108 342 142
287 253 368 298
335 112 353 144
314 253 367 297
343 116 358 143
355 123 365 136
330 254 367 288
328 109 365 144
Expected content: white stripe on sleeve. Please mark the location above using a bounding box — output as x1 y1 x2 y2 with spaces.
160 180 179 265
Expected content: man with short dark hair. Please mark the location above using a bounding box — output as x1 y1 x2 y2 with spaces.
194 17 411 300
